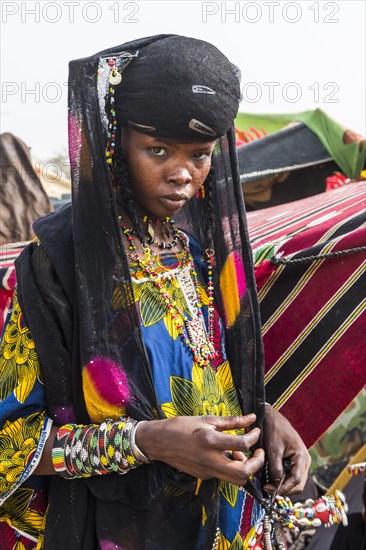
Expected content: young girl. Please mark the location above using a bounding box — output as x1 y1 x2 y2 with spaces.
0 35 309 549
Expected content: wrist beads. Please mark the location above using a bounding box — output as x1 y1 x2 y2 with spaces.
52 417 150 479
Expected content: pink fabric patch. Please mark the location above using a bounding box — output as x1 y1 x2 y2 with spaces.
100 541 125 550
85 356 132 406
233 251 246 299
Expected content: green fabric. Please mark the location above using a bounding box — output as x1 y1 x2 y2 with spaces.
235 109 366 179
309 388 366 471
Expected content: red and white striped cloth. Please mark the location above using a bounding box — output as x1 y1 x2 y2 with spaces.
0 242 30 332
247 181 366 446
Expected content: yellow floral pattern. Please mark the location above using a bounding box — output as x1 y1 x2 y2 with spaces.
0 487 46 541
162 361 241 420
0 413 46 495
0 291 50 547
0 293 41 404
217 530 246 549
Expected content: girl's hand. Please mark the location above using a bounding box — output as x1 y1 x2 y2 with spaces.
263 404 311 496
136 414 265 487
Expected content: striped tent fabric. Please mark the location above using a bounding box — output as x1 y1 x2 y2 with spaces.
0 242 30 333
247 181 366 447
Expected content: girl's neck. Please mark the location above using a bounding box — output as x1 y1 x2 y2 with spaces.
118 206 183 256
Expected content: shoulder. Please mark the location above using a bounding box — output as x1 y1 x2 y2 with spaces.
33 203 73 259
15 204 75 302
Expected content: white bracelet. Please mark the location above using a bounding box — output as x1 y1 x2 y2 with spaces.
130 420 151 464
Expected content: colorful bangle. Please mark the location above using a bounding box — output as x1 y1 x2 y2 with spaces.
88 425 107 475
107 418 130 473
52 423 76 478
74 424 97 476
121 418 140 469
51 417 150 479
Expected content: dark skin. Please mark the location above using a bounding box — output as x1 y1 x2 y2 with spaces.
35 128 311 494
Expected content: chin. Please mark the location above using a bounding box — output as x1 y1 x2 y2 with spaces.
141 202 186 220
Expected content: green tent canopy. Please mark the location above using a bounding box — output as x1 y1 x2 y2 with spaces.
235 109 366 179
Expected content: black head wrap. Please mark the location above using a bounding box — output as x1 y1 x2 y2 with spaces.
15 34 264 550
113 35 241 141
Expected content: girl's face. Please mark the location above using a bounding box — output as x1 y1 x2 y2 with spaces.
122 128 215 219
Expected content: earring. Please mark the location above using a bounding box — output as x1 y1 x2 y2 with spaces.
195 184 205 199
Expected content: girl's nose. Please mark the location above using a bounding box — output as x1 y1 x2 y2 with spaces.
166 165 193 186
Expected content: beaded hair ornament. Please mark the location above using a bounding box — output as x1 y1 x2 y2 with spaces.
100 51 139 165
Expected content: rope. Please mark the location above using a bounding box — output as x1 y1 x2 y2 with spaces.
271 246 366 266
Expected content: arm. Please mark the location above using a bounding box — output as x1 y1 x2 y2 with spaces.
33 426 58 475
35 414 265 487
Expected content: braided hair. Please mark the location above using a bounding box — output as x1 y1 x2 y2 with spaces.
202 165 216 250
112 144 144 241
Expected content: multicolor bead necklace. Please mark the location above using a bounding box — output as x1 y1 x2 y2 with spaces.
142 216 179 250
119 216 216 367
123 216 179 250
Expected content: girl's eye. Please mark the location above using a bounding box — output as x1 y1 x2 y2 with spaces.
194 151 212 160
150 147 167 156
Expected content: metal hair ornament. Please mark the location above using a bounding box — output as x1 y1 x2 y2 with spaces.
109 59 122 86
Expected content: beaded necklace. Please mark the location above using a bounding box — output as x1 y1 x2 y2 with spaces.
125 216 179 250
143 216 179 250
119 217 216 367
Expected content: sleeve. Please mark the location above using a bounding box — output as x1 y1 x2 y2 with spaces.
0 290 53 506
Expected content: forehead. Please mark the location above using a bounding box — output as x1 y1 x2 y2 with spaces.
125 128 216 149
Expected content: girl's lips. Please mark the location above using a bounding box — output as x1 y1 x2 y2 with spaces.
162 193 188 201
159 193 188 210
159 196 187 210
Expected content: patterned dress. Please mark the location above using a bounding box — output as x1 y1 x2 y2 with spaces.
0 238 262 549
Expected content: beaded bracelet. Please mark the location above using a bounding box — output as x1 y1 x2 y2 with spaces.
52 418 151 479
52 423 79 478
